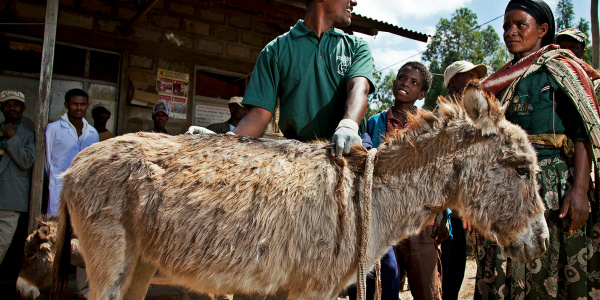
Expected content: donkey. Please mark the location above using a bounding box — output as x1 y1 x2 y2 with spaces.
17 218 84 299
52 86 549 300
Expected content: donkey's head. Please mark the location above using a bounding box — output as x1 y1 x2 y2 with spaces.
374 81 548 263
23 217 57 262
445 83 548 263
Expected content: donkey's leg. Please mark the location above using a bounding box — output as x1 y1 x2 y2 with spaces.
85 247 135 300
122 257 157 300
77 219 133 300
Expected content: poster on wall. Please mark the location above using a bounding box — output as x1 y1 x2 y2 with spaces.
195 104 230 127
157 68 189 119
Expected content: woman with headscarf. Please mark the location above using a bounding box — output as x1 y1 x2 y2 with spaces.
477 0 600 298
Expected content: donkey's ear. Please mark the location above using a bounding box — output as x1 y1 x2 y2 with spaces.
462 83 504 136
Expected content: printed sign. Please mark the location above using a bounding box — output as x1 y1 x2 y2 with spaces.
195 104 230 127
157 68 189 119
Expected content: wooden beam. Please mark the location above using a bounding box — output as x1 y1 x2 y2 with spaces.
121 0 161 35
592 0 599 69
29 0 58 233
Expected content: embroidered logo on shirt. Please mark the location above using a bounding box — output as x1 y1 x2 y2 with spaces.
337 55 352 75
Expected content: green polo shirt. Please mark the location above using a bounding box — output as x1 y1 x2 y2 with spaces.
243 20 374 141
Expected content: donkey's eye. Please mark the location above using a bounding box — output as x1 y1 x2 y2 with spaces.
516 167 530 180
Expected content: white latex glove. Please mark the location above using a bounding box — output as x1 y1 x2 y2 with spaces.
186 126 216 135
330 119 361 157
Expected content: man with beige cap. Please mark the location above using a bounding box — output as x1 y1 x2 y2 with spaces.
556 28 587 59
443 61 487 98
0 90 35 295
556 28 600 94
440 61 486 300
207 97 249 134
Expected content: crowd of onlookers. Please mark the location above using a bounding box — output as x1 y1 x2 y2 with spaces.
2 0 600 299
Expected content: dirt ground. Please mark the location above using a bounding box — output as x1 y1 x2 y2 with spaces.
398 257 477 300
39 258 478 300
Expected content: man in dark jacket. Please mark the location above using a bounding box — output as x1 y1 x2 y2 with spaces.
0 89 35 297
207 97 248 134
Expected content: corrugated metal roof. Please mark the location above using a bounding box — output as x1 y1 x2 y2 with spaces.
350 13 428 42
270 0 428 42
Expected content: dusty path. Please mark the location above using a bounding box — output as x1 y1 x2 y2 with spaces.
398 257 476 300
39 258 478 299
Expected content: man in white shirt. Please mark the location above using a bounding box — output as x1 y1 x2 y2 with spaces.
45 88 99 217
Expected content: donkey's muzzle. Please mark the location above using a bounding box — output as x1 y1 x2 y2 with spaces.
502 213 549 263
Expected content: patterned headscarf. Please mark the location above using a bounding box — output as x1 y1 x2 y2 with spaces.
505 0 555 46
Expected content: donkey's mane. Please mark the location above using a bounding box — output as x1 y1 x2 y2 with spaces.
362 88 506 177
383 96 468 148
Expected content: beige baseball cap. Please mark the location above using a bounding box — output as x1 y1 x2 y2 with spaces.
0 90 25 103
444 61 487 88
228 96 244 106
556 28 587 44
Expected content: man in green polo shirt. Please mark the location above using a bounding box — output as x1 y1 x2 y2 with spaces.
211 0 373 157
239 3 374 145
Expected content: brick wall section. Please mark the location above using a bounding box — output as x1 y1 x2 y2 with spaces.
184 19 210 36
197 10 225 24
129 54 154 70
13 0 279 65
5 0 286 133
81 0 112 16
212 25 239 43
228 15 252 31
98 19 120 34
58 11 95 30
169 2 196 16
151 14 181 31
13 2 46 21
165 32 194 49
242 32 267 48
134 26 163 44
196 37 224 55
226 44 252 60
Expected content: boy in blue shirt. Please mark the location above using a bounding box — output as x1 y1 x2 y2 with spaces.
367 62 447 300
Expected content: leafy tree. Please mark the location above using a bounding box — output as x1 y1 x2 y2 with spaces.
421 8 510 109
556 0 575 30
366 70 395 119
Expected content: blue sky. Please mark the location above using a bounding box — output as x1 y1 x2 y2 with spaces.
353 0 594 73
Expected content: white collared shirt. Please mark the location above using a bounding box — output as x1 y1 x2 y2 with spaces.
45 115 99 217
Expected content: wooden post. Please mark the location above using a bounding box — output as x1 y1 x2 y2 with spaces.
592 0 599 69
29 0 59 233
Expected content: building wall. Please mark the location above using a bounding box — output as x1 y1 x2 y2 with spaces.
0 0 284 134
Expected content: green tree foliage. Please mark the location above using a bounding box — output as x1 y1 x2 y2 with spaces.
421 8 510 109
556 0 575 30
366 69 395 119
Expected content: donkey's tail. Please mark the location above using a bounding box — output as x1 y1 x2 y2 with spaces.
50 200 72 300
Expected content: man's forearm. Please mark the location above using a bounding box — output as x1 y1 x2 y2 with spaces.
344 77 369 124
231 106 273 137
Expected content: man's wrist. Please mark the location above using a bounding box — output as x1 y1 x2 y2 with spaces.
335 119 359 133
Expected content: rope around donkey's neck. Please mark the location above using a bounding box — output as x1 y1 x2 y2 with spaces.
357 148 381 300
